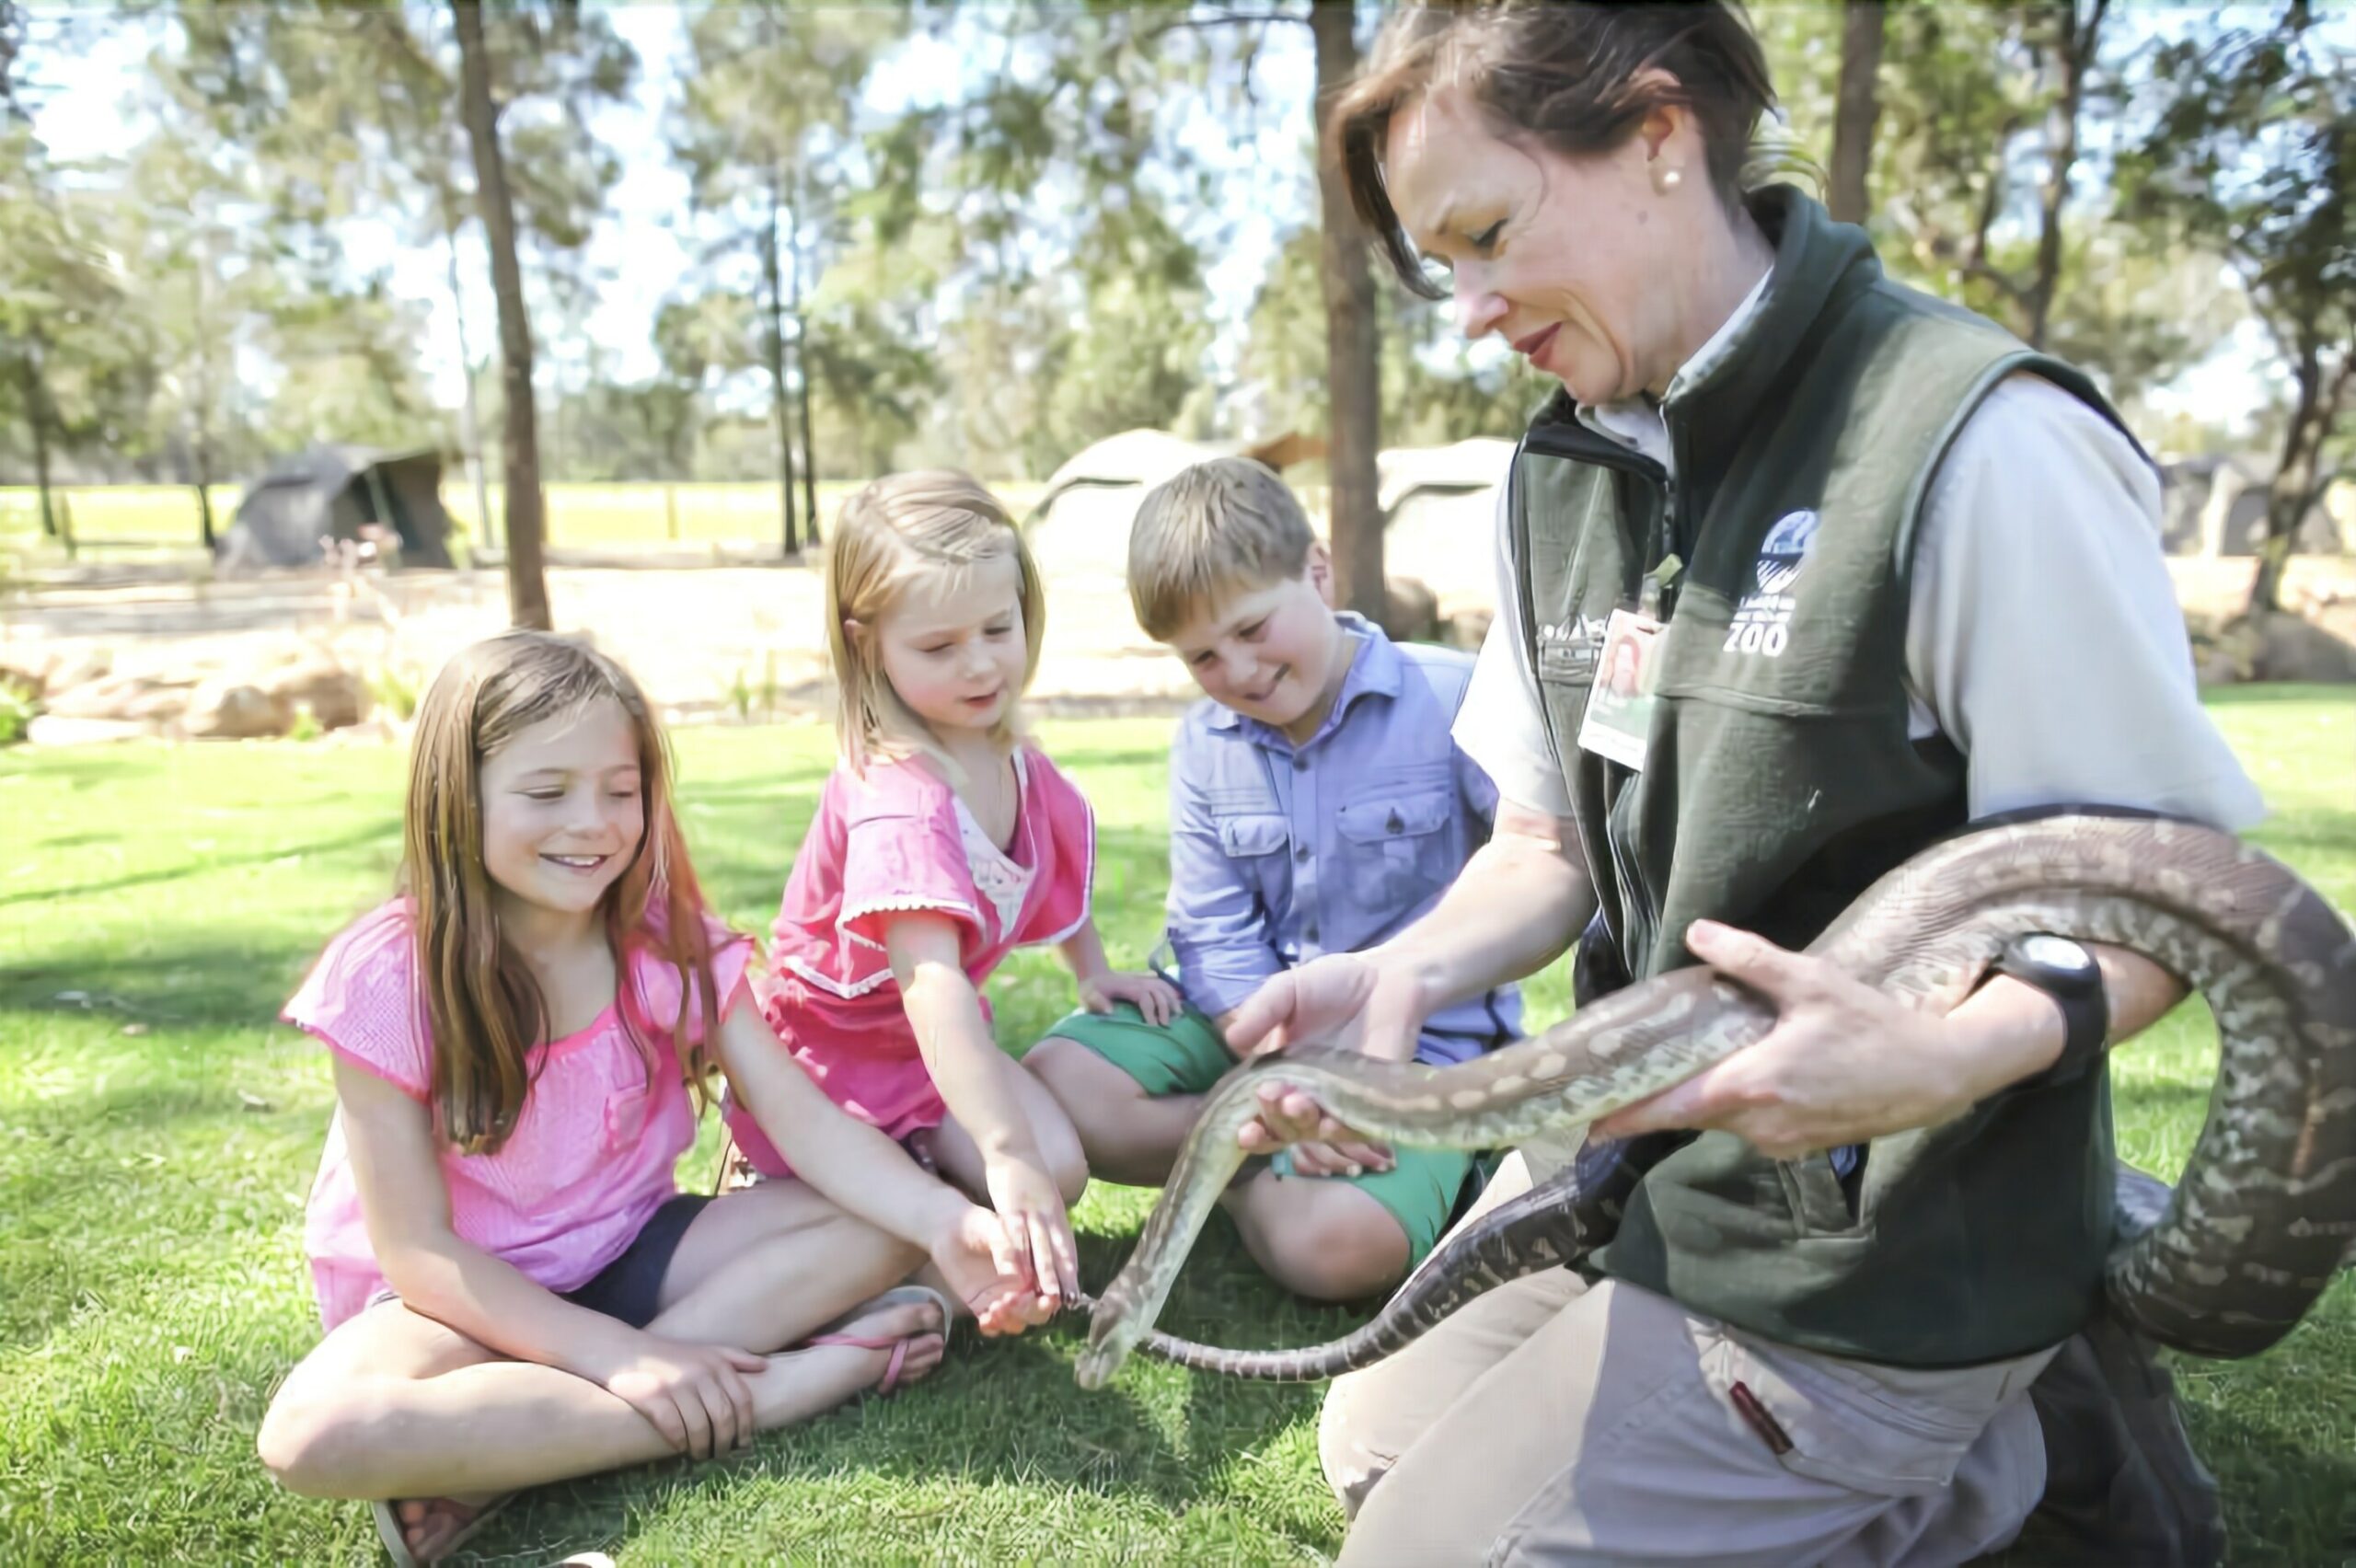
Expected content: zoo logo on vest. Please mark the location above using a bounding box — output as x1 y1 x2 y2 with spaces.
1725 509 1819 658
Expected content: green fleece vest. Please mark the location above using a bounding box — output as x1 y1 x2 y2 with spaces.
1513 187 2136 1366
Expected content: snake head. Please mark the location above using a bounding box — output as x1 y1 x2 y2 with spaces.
1073 1295 1142 1389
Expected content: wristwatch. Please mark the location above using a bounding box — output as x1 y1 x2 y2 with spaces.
1992 933 2109 1083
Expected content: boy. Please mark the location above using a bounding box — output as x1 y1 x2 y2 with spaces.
1025 457 1519 1302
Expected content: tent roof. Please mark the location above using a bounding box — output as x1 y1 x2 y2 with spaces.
1032 430 1240 511
1377 437 1517 513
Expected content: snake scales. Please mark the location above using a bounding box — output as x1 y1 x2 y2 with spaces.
1073 813 2356 1389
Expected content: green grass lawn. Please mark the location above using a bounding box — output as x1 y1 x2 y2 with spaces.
2 693 2351 1564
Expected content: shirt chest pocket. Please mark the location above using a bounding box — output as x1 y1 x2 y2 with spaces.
1215 811 1293 905
1334 789 1453 914
454 1038 660 1217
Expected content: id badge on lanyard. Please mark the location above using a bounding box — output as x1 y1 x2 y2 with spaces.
1575 554 1678 773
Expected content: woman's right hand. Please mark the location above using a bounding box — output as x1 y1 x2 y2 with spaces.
983 1153 1080 1309
1220 953 1427 1159
584 1332 767 1460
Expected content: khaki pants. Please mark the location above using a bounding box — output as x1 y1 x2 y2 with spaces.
1320 1152 2058 1566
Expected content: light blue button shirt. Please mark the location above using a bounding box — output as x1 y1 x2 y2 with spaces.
1161 616 1522 1067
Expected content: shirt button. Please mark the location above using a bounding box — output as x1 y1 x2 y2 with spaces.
1294 843 1310 862
1292 754 1310 772
1304 924 1320 944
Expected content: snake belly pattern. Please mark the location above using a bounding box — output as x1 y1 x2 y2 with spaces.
1072 814 2356 1388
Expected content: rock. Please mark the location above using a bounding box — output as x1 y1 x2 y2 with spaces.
0 648 52 696
43 671 200 721
182 679 291 740
26 714 153 745
2248 611 2356 683
1381 576 1443 643
42 649 112 695
1445 606 1495 651
256 656 371 730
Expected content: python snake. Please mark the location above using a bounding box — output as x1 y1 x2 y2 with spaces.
1073 814 2356 1388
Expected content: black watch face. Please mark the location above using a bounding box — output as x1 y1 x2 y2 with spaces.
2016 933 2096 978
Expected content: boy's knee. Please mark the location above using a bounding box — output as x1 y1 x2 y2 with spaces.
1020 1034 1092 1102
1022 1037 1134 1169
1052 1147 1091 1208
1243 1199 1411 1304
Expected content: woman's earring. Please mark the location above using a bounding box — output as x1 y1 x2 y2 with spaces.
1653 164 1683 195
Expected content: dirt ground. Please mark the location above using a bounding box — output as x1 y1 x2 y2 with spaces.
2 554 2350 732
0 560 1202 727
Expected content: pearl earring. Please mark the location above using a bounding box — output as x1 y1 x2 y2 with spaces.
1654 165 1683 194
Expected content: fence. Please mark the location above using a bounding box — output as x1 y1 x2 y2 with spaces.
0 480 1054 553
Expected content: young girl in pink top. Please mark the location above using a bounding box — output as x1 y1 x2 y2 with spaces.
257 632 1034 1566
725 471 1178 1312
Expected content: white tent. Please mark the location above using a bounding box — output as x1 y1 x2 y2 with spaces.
1023 428 1517 617
1379 437 1515 615
1023 430 1241 580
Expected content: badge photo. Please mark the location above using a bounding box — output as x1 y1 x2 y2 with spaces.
1576 608 1663 770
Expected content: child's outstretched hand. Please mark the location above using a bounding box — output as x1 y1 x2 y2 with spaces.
928 1203 1056 1336
1078 970 1183 1027
983 1154 1081 1312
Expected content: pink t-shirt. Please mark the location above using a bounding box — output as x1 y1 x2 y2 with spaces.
727 746 1094 1174
286 898 752 1329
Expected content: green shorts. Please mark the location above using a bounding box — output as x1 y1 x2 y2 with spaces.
1043 1004 1476 1267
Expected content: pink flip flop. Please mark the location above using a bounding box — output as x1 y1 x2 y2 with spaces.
370 1492 512 1566
799 1284 952 1397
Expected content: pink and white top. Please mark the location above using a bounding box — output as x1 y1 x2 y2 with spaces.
727 745 1094 1175
286 899 752 1330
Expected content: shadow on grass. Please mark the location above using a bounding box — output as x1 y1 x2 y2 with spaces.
0 941 326 1024
0 822 402 911
1982 1398 2356 1566
456 1215 1356 1564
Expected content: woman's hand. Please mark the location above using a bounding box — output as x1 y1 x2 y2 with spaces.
1077 969 1183 1027
982 1153 1081 1309
580 1332 768 1460
926 1202 1055 1335
1595 919 2055 1158
1217 954 1423 1165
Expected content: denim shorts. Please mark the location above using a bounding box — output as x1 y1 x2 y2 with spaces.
559 1193 710 1328
362 1192 710 1331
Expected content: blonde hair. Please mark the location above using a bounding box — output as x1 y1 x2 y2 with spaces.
824 469 1045 775
1127 457 1317 642
399 630 723 1155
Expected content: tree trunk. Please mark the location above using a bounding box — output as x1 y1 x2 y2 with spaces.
762 171 801 558
2026 0 2105 349
192 233 217 552
1311 0 1383 623
1828 0 1885 225
17 352 55 539
2248 342 2347 617
788 179 819 547
192 432 216 552
452 0 551 630
441 199 496 554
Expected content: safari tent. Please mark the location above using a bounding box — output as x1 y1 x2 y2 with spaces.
1022 429 1322 579
1378 437 1516 615
214 445 455 572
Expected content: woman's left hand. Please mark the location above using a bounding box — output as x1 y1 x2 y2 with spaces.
1078 970 1183 1028
1595 919 2010 1159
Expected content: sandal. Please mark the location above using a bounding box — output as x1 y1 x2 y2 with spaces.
799 1283 953 1398
371 1492 513 1567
